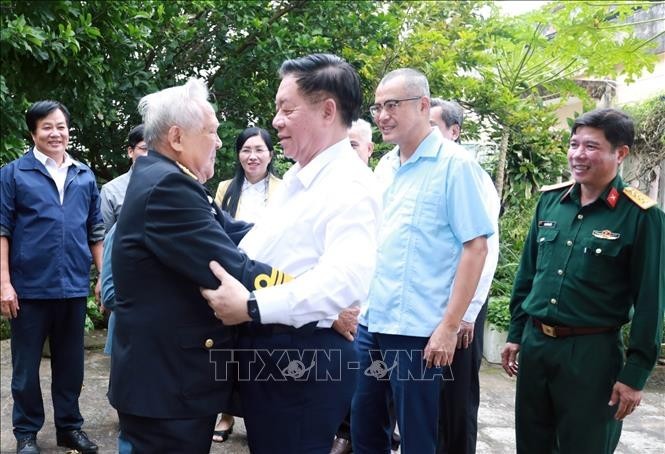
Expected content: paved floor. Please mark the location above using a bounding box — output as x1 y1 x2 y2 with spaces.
1 331 663 453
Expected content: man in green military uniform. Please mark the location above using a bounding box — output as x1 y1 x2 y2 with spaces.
501 108 664 453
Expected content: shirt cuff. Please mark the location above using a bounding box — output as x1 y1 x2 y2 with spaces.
617 362 651 390
0 226 11 237
255 286 294 326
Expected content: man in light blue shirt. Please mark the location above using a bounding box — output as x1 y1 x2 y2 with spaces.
352 69 494 454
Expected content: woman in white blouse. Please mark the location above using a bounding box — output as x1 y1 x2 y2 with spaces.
212 127 282 443
214 127 281 224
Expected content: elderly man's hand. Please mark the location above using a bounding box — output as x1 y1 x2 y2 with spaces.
0 280 19 319
200 261 251 325
332 307 360 341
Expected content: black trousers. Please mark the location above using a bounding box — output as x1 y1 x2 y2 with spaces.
238 326 356 454
10 298 86 439
118 412 216 454
437 301 487 454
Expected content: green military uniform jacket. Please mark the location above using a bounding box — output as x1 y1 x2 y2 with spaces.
508 174 665 390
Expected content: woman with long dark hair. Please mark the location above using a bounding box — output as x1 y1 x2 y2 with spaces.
214 127 281 223
212 126 282 443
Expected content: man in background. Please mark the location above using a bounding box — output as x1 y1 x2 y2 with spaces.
349 118 374 165
429 98 500 454
99 124 148 234
1 100 102 454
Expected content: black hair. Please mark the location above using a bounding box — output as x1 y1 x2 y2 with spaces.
127 124 145 148
221 127 275 217
279 53 361 127
571 108 634 149
25 100 71 133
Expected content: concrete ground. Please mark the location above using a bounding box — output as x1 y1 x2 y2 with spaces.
1 331 663 453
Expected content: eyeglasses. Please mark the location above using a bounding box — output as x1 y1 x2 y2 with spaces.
369 96 422 117
133 144 148 152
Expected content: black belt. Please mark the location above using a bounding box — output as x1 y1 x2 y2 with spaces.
532 318 618 338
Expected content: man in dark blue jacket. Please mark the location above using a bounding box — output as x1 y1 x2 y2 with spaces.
1 100 103 454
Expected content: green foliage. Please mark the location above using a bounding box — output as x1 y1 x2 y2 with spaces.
622 94 665 186
487 295 511 332
84 296 104 332
0 318 9 340
492 196 539 298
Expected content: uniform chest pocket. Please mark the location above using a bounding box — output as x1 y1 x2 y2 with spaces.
579 238 626 284
536 228 559 271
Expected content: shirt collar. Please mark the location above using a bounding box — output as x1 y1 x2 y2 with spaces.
398 128 444 166
286 137 352 189
243 176 268 191
32 147 78 168
561 174 624 209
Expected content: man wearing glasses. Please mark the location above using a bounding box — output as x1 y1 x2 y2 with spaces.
352 69 494 453
99 124 149 234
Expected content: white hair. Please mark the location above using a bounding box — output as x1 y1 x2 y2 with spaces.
350 119 372 142
138 78 211 147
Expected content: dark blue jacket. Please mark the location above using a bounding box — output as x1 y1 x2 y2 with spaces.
0 149 103 299
108 150 279 418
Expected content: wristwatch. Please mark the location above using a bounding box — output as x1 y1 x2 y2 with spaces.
247 291 261 323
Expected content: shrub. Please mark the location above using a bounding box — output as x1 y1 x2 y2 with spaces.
486 295 511 332
0 318 9 340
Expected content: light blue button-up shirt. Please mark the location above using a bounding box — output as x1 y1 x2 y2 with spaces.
361 129 495 337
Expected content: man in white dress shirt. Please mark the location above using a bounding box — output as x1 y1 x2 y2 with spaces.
201 53 381 454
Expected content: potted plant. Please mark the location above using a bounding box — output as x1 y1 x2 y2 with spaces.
483 295 511 364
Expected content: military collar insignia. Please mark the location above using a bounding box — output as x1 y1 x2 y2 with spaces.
623 186 656 210
175 162 199 181
605 187 619 209
592 229 620 240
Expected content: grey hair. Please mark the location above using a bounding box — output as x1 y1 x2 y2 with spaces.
349 118 372 142
430 98 464 128
379 68 430 98
138 78 211 147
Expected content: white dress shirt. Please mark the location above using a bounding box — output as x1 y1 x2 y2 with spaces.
236 177 269 223
33 147 77 204
239 138 382 328
461 170 500 323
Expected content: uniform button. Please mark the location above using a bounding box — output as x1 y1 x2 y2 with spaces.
557 269 563 275
595 248 602 254
566 240 573 246
550 298 557 305
204 339 214 349
539 237 545 243
577 214 584 220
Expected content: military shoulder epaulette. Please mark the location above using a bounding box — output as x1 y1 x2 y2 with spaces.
539 180 574 192
623 186 657 210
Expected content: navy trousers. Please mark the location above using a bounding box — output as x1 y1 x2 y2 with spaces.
10 298 87 439
237 325 356 454
352 324 447 454
437 301 487 454
118 412 216 454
